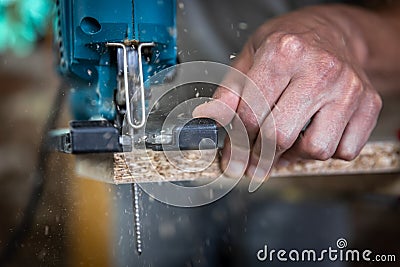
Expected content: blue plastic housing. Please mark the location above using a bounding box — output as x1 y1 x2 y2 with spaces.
54 0 177 121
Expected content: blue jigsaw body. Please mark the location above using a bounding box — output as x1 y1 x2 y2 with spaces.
55 0 177 121
51 0 218 156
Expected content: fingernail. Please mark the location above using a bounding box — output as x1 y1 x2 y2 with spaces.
224 160 245 178
276 158 290 168
247 164 268 180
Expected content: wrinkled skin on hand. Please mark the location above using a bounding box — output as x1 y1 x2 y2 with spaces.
193 7 383 180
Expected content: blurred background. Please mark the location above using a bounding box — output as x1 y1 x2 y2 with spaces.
0 0 399 266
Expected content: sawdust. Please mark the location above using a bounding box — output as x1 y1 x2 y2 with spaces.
113 141 400 184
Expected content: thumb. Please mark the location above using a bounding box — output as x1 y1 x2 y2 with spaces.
192 96 238 126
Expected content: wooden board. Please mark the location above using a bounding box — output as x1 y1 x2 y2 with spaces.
107 141 400 184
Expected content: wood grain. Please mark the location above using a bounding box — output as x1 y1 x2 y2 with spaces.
110 141 400 184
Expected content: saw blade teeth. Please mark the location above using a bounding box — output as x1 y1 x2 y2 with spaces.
132 183 142 255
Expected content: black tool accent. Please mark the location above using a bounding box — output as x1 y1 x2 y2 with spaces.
146 118 219 151
49 120 122 153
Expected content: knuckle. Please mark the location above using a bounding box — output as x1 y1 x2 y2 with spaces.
339 71 364 106
303 138 334 160
336 147 359 161
238 108 260 130
347 72 363 94
359 91 383 122
370 92 383 110
275 128 296 152
275 33 305 57
315 52 343 81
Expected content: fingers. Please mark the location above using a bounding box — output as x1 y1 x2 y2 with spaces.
191 83 241 126
192 98 237 127
194 29 382 184
220 112 252 179
245 77 324 180
233 33 305 143
192 42 255 125
193 33 299 126
333 90 382 160
219 60 292 178
274 88 381 164
247 63 371 177
279 103 354 163
194 33 304 141
220 135 250 179
245 115 276 190
278 91 381 164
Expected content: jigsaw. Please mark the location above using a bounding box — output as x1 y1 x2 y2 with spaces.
49 0 220 255
51 0 218 154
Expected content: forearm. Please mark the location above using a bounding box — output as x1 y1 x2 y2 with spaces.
303 4 400 94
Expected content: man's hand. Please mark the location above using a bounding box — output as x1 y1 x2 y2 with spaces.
193 5 395 179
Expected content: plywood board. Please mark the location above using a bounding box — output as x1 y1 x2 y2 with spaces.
111 141 400 184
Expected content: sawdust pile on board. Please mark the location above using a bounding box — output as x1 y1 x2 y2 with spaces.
273 141 400 177
114 150 222 184
114 141 400 183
